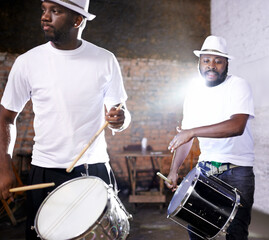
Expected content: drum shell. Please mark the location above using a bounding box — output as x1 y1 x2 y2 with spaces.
167 168 240 239
34 176 130 240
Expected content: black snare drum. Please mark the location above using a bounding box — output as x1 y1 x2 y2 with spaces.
167 167 240 239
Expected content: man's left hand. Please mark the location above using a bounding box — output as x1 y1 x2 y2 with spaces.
105 106 125 129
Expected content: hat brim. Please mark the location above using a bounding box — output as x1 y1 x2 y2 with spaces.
41 0 96 21
193 50 234 60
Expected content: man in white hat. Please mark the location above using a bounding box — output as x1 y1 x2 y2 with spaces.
0 0 131 239
166 35 255 239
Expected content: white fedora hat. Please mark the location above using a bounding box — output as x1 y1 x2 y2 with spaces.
193 35 234 60
42 0 96 21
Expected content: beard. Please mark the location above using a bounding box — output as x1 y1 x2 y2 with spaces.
43 28 70 44
200 65 229 87
42 19 74 45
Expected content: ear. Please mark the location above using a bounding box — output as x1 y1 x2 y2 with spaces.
74 15 84 28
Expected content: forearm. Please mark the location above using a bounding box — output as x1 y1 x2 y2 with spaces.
169 139 193 174
0 122 16 200
0 105 17 161
0 122 11 160
190 114 249 139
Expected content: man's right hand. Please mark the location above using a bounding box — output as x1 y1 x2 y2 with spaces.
0 155 16 200
165 171 178 192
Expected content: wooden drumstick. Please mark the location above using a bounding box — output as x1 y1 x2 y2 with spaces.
9 182 55 193
157 172 173 185
66 103 123 173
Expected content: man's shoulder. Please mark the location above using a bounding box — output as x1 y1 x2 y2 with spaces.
12 43 48 66
18 43 48 58
226 75 250 87
83 40 115 58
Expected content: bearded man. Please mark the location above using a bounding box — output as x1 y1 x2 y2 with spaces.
0 1 131 239
166 35 255 240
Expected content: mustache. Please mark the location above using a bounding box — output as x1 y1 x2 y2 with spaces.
205 70 219 76
41 22 54 29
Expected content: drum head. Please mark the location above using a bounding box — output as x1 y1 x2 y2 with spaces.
167 168 199 216
35 176 108 240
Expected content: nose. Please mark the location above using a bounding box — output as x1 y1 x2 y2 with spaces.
208 61 216 70
41 9 51 22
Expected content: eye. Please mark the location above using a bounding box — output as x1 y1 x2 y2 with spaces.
52 7 63 14
215 60 223 64
52 8 59 14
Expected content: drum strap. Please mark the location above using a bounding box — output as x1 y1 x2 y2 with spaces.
105 162 119 194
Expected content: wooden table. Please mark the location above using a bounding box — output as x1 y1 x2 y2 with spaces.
120 150 172 207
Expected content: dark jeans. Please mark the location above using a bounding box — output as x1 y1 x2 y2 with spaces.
25 163 115 240
188 166 255 240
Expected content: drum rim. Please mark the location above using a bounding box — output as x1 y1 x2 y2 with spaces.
34 176 109 240
168 168 242 239
168 167 200 217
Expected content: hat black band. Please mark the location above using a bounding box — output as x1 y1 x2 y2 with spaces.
202 49 228 55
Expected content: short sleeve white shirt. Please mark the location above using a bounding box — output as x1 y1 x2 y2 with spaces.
182 75 255 166
1 40 128 168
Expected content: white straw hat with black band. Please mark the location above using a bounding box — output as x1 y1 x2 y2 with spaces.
193 35 234 60
41 0 96 21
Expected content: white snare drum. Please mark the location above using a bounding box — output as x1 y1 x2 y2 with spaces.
34 176 131 240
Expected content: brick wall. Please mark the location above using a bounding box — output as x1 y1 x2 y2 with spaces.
0 53 200 187
106 58 200 185
211 0 269 214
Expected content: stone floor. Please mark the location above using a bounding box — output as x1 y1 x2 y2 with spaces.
0 190 269 240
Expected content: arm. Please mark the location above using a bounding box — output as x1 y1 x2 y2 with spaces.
166 139 193 190
166 113 249 190
105 103 131 132
168 114 249 152
0 105 18 200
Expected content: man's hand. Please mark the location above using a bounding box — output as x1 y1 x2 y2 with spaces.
105 106 125 129
0 155 16 200
168 129 194 153
165 171 178 192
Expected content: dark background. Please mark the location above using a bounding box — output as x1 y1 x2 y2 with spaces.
0 0 210 61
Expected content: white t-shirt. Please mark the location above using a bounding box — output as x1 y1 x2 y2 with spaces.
182 75 255 166
1 40 128 168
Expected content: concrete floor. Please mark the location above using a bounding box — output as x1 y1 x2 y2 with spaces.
0 192 269 240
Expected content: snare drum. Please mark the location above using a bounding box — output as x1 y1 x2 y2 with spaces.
34 176 131 240
167 167 240 239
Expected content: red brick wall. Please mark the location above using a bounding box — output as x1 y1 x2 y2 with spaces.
106 58 200 184
0 53 200 185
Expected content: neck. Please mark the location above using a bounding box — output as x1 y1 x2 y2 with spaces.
205 75 226 87
51 38 82 50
